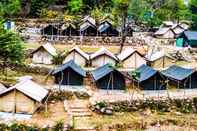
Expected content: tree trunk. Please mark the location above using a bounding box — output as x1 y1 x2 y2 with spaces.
119 12 128 53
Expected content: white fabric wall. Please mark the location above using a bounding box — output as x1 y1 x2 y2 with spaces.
92 55 116 67
63 51 86 66
123 53 146 69
32 51 53 64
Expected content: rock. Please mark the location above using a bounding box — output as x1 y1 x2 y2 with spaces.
105 109 113 115
95 105 101 110
174 112 182 116
100 108 106 113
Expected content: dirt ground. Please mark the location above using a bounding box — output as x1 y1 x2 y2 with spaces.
23 102 67 128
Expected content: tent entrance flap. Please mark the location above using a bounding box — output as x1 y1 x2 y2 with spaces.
176 38 184 47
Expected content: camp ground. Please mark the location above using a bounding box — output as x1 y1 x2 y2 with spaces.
63 46 89 67
146 51 175 69
117 47 146 69
90 64 126 90
161 65 197 89
90 47 118 67
32 43 57 64
176 31 197 47
52 60 86 86
129 64 166 90
0 80 48 114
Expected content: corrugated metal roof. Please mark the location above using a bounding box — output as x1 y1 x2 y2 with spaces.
161 65 193 81
130 64 157 82
69 46 89 60
117 47 136 61
52 60 86 77
183 31 197 40
90 47 118 60
98 22 110 33
91 64 115 81
83 16 96 25
0 80 48 102
80 21 96 32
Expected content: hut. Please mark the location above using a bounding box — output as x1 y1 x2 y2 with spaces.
90 47 118 67
98 20 119 36
63 46 89 67
177 31 197 47
146 51 175 69
61 24 79 36
171 24 187 37
32 43 57 64
161 65 197 89
154 27 175 39
41 24 59 36
0 80 48 114
52 60 86 86
117 47 146 69
91 64 126 90
129 64 166 90
80 21 97 36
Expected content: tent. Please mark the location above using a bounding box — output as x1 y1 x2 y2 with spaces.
91 64 126 90
98 21 119 36
90 47 118 67
61 24 79 36
117 47 146 69
0 80 48 114
161 65 197 88
129 64 166 90
63 46 89 67
32 43 57 64
52 60 86 86
154 27 175 39
146 51 175 69
41 24 59 36
0 83 6 92
80 21 97 36
177 31 197 47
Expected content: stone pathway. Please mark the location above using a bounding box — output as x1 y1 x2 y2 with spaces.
64 99 96 131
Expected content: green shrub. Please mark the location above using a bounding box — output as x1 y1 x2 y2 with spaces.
52 120 64 131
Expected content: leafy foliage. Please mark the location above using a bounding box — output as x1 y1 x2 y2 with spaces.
0 21 25 73
68 0 83 14
0 0 21 18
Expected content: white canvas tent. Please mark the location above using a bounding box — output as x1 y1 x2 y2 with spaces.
32 43 57 64
63 46 89 67
90 47 118 67
117 47 146 69
0 80 48 114
146 50 175 69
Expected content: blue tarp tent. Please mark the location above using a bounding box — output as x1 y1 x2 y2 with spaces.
91 64 126 90
52 60 86 85
129 64 166 90
161 65 197 88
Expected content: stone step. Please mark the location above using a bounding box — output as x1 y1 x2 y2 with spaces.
69 112 92 117
70 108 90 113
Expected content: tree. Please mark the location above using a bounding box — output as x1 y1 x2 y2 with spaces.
190 0 197 30
29 0 56 17
68 0 83 14
0 22 25 75
112 0 130 52
0 0 21 18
